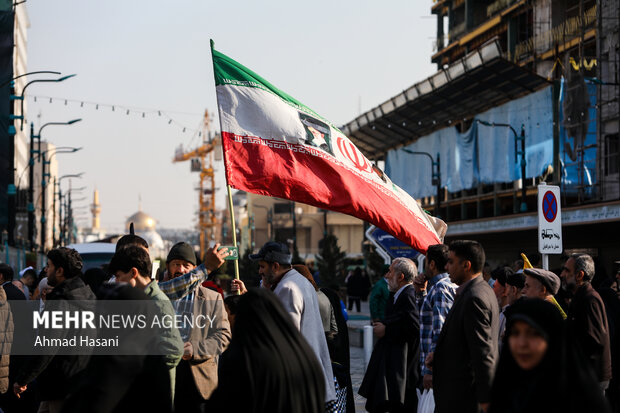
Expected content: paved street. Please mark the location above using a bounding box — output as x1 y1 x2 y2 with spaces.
346 300 372 413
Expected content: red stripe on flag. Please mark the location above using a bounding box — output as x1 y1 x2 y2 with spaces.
221 132 440 254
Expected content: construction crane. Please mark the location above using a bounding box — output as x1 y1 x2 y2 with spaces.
173 110 219 255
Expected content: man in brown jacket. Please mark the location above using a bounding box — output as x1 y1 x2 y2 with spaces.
562 253 612 392
0 287 13 395
166 242 231 413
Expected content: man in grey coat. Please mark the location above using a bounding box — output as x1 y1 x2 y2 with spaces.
249 242 336 405
430 240 499 413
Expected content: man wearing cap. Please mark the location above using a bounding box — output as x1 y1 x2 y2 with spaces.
505 270 525 307
561 253 612 391
115 233 230 302
249 242 337 407
165 242 231 412
521 267 566 319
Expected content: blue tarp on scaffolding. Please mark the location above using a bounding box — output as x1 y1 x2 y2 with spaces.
385 86 554 198
559 78 598 195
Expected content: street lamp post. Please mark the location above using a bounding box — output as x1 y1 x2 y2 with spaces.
5 73 64 246
477 120 527 212
401 149 442 217
290 201 297 253
18 74 76 130
27 119 82 250
249 214 255 251
40 147 82 252
64 186 86 246
56 175 84 247
252 204 273 242
301 213 326 255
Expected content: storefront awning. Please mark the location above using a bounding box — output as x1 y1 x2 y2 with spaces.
341 41 551 159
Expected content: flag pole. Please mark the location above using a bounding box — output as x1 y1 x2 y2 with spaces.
210 39 240 281
226 184 240 281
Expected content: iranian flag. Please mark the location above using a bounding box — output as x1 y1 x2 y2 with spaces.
211 43 446 254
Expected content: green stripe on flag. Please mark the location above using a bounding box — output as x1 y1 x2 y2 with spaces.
211 44 333 129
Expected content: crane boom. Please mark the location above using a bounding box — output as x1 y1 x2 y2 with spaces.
171 110 218 256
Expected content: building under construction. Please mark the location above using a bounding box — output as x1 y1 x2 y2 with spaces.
173 110 222 256
343 0 619 274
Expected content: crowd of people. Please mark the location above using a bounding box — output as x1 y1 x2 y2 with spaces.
0 235 618 413
361 241 619 413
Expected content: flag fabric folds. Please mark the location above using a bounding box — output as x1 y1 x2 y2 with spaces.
211 43 446 254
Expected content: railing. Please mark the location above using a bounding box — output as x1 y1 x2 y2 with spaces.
487 0 518 17
433 35 450 52
0 244 46 272
449 22 467 41
514 5 597 61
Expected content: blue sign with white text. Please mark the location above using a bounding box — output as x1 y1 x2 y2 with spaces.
367 227 420 259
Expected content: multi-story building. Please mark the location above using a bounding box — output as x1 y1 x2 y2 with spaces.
343 0 619 274
242 192 364 261
1 3 30 247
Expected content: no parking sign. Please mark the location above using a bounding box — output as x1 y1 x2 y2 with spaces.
538 184 563 254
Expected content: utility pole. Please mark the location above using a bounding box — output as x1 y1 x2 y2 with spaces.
27 122 36 251
401 149 442 217
52 177 57 247
477 120 527 212
40 152 47 252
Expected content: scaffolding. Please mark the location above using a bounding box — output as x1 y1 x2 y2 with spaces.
172 110 220 255
597 0 620 201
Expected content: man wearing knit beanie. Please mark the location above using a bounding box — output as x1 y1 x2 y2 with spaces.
166 242 198 279
164 242 231 412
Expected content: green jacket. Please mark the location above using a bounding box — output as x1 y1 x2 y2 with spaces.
144 281 183 401
369 278 390 321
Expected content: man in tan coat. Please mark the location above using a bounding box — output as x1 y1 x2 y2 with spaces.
166 242 231 412
0 287 13 395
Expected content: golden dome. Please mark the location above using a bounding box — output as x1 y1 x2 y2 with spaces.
126 210 156 232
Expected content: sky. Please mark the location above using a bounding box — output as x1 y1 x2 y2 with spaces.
25 0 438 233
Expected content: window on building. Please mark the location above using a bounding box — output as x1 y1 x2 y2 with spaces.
274 202 292 214
605 134 619 175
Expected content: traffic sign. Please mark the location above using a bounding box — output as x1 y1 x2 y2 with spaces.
365 226 420 260
538 184 562 254
542 191 558 222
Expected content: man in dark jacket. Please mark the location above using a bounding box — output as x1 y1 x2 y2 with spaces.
347 268 367 312
358 257 420 413
0 264 36 412
0 264 26 301
561 253 612 392
60 284 173 413
13 247 96 412
431 240 499 413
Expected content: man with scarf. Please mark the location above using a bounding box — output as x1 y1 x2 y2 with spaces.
249 242 336 409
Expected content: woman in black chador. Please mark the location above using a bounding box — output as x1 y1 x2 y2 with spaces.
207 287 325 413
490 298 610 413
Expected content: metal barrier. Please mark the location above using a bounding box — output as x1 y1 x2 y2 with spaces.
0 243 46 272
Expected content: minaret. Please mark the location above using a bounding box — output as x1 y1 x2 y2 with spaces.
91 189 101 230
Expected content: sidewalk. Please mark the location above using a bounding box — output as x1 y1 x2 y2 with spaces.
345 299 372 413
